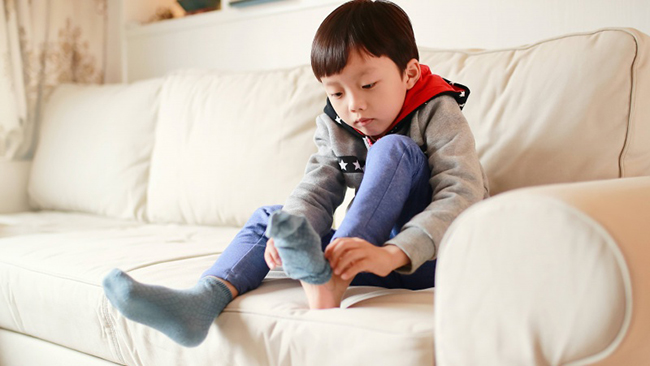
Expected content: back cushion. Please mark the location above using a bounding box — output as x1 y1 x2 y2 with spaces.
420 28 650 194
29 79 162 220
146 67 323 226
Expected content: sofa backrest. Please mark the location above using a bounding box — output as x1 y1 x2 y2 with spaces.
28 28 650 224
145 67 323 226
420 28 650 195
28 78 162 220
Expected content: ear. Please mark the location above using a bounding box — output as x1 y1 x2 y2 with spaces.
404 59 421 90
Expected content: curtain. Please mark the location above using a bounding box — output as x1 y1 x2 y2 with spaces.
0 0 107 161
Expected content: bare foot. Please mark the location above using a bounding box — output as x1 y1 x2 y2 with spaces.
300 274 353 309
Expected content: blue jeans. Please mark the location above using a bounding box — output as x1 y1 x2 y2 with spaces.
202 135 437 295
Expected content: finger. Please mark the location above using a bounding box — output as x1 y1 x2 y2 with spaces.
332 240 367 270
334 248 367 275
271 246 282 266
340 259 368 280
264 248 275 269
324 238 342 259
328 239 356 267
267 239 282 267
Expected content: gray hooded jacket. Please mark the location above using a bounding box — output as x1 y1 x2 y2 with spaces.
283 95 489 274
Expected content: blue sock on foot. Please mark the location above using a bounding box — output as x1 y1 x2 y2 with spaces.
102 269 232 347
266 211 332 284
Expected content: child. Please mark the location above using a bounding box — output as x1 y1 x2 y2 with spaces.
102 0 489 348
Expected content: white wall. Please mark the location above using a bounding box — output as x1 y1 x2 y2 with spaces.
105 0 185 82
404 0 650 49
112 0 650 82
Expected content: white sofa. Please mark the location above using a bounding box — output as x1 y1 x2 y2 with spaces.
1 28 649 366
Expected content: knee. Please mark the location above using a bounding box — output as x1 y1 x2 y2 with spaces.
258 205 283 214
368 135 421 160
250 205 283 223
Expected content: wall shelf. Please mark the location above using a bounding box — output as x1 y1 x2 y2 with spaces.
126 0 342 39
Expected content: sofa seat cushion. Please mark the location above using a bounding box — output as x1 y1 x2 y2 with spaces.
0 211 142 238
0 220 239 364
108 269 434 366
0 214 434 366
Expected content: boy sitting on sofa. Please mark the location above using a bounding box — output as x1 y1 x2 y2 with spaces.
103 0 489 348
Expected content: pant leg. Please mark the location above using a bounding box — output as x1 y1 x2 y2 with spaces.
202 135 436 295
201 205 282 295
333 134 432 246
332 135 437 290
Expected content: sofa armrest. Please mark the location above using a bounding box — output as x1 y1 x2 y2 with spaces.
434 177 650 366
0 160 32 214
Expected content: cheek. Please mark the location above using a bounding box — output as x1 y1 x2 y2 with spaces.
379 91 401 111
332 100 349 117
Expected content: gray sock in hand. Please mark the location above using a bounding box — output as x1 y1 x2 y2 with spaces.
102 269 232 347
266 211 332 284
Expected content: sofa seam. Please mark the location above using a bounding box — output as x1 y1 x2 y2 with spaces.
0 251 222 285
537 196 633 366
100 296 127 365
122 252 221 272
615 29 640 178
218 309 434 337
0 260 104 287
452 194 633 366
0 260 128 364
419 27 630 57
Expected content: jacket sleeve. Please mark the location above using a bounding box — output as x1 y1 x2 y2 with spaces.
283 114 348 237
387 96 489 274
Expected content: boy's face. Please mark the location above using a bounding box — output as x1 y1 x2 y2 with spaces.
321 50 419 138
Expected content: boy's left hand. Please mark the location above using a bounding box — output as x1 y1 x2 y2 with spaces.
324 238 410 280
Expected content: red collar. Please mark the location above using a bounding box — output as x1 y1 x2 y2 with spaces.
323 64 470 146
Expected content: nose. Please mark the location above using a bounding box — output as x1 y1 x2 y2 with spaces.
348 91 366 113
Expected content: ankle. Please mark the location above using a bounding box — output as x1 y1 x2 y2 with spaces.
206 276 239 298
301 276 351 309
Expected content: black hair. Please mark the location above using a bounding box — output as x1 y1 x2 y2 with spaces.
311 0 419 81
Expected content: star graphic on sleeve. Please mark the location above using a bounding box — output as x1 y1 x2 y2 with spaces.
339 160 348 171
335 116 343 124
353 160 362 171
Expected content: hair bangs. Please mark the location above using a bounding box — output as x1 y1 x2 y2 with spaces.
311 0 418 82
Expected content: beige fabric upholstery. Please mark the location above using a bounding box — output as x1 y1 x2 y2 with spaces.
146 67 323 227
1 28 649 366
28 79 163 220
541 178 650 366
420 28 650 194
434 177 650 365
0 211 142 238
0 217 434 365
0 328 115 366
0 221 237 363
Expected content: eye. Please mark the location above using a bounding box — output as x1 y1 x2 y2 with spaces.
329 92 343 98
362 82 376 89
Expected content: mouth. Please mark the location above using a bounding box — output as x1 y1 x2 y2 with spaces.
355 118 374 127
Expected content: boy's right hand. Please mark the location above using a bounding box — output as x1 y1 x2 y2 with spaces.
264 238 283 269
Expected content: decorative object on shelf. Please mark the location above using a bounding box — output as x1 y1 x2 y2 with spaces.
230 0 287 7
148 7 175 23
177 0 221 15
